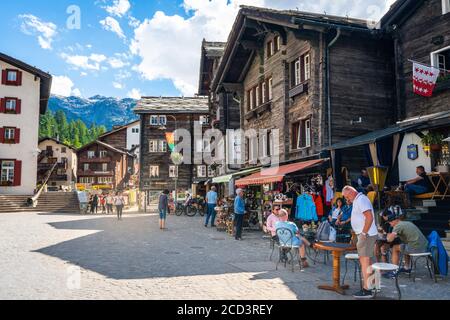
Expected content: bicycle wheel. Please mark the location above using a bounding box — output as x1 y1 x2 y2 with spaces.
199 205 206 217
175 205 184 216
186 205 197 217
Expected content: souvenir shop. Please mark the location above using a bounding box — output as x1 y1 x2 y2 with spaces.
234 159 333 233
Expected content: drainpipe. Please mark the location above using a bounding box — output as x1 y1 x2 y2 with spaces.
326 28 341 147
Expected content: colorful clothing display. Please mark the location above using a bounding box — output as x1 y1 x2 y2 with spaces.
312 194 324 217
295 194 318 221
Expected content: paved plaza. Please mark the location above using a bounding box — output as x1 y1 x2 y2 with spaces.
0 211 449 300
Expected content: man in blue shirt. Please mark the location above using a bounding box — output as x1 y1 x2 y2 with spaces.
234 188 245 240
205 186 218 227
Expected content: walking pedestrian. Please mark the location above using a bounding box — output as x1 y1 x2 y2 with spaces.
100 194 106 214
342 186 378 299
90 194 99 214
205 186 218 227
159 189 169 230
106 193 114 214
114 192 125 220
234 188 245 240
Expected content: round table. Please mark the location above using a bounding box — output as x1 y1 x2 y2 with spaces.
314 242 357 295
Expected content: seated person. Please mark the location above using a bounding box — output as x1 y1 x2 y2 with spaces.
387 215 429 274
403 166 432 206
266 205 288 241
328 198 344 226
375 209 402 269
275 209 312 268
335 202 352 229
355 169 371 193
184 191 192 206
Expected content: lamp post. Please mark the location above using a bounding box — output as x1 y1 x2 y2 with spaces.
367 166 388 224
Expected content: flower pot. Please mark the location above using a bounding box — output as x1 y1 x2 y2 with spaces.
431 144 442 152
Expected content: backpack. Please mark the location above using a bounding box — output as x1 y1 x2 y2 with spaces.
329 226 337 242
316 221 331 241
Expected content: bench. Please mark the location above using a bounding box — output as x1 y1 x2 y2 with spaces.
413 192 435 200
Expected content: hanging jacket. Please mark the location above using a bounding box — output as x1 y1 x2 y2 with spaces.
427 231 449 276
295 194 317 221
313 194 324 217
325 177 334 204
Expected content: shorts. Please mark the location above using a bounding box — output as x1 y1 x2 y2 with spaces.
159 209 167 220
401 243 427 255
356 234 377 258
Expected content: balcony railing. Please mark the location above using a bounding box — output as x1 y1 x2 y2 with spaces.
79 157 112 163
77 170 113 176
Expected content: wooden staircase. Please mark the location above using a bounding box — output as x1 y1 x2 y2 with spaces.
0 192 80 213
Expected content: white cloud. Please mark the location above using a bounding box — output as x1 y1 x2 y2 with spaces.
104 0 131 17
61 53 108 71
19 14 57 50
51 76 81 97
127 88 142 99
113 82 124 89
100 17 126 39
130 0 396 96
128 16 141 28
108 57 129 69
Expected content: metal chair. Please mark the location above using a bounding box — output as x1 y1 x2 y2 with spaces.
408 252 437 283
371 263 402 300
275 227 300 272
342 253 362 289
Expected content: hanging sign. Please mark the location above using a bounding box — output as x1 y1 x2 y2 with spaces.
407 144 419 160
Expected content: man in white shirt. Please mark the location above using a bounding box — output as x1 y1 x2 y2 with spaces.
342 186 378 299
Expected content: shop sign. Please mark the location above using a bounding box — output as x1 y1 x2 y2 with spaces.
407 144 419 160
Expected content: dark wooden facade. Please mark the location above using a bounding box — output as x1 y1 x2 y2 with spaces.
211 7 396 174
77 141 128 190
381 0 450 119
134 97 210 194
98 127 127 150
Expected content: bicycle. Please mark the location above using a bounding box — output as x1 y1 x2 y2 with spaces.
175 199 206 217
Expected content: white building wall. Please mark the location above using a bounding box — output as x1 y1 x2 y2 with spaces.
0 61 40 195
398 133 432 181
127 123 140 161
38 140 77 185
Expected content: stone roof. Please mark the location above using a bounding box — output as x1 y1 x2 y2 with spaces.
203 41 226 57
134 96 209 114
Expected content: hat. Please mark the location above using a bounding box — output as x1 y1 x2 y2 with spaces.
387 214 398 222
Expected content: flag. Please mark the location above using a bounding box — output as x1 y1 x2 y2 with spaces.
413 62 440 97
165 132 175 152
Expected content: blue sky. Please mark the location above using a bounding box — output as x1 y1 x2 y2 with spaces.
0 0 394 99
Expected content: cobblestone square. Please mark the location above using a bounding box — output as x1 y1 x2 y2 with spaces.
0 211 449 300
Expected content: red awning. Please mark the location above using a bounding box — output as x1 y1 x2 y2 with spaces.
235 159 325 187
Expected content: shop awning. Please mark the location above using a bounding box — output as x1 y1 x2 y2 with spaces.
235 159 325 187
212 167 260 184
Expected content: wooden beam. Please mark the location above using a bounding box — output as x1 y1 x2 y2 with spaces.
222 83 244 93
239 40 259 51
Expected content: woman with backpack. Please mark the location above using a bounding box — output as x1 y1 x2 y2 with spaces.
158 189 170 230
114 192 125 220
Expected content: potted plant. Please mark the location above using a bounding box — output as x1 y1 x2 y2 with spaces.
421 132 444 152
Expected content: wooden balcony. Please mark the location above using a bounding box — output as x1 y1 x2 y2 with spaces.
79 157 112 163
77 170 114 176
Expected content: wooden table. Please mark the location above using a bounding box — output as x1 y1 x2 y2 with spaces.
427 172 450 200
314 242 357 295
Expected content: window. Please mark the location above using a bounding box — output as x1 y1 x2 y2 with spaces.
159 140 167 152
1 161 14 183
260 130 272 158
304 54 311 81
4 128 15 140
80 177 94 184
99 150 107 158
292 118 312 150
149 140 158 153
255 85 260 106
431 47 450 79
132 128 139 133
98 177 113 184
5 99 16 112
87 151 95 159
199 115 209 125
7 71 17 82
268 78 273 101
262 82 267 103
84 163 89 171
150 166 159 177
246 136 258 163
208 166 215 177
102 163 108 172
267 41 273 58
61 147 67 154
150 115 159 125
249 88 254 110
443 0 450 14
159 116 167 125
197 165 207 178
274 36 280 53
294 59 301 86
169 165 178 178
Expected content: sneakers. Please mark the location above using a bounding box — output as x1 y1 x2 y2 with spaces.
353 289 374 299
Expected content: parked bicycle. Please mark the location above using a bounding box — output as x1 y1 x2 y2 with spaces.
175 198 206 217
